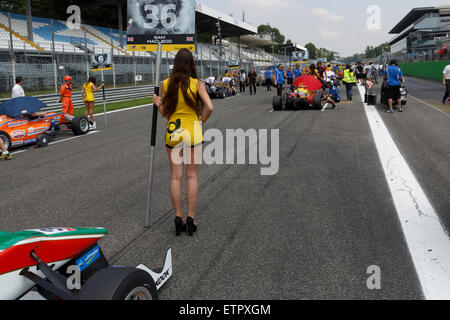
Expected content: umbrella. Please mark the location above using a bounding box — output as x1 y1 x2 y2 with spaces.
0 96 47 118
293 75 323 91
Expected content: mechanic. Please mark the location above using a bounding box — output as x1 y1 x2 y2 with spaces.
151 48 214 237
11 76 25 98
342 64 356 101
60 76 74 116
274 64 286 96
264 66 272 91
286 67 295 86
248 67 258 96
325 65 336 83
384 60 404 113
205 76 216 92
322 81 340 110
355 62 365 85
0 139 12 160
316 61 327 88
293 64 302 80
81 76 104 130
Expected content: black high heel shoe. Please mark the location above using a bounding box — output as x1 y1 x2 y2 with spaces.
186 217 198 236
175 217 186 236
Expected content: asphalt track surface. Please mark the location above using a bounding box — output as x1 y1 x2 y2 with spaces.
0 77 449 300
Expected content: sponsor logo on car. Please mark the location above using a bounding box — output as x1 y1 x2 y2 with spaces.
8 121 27 128
11 130 26 139
76 245 101 272
156 269 171 286
27 127 48 136
24 138 37 144
11 141 23 146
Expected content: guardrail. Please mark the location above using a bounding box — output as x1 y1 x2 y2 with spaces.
0 85 155 112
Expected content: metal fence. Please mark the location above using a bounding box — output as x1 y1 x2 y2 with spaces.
0 42 290 97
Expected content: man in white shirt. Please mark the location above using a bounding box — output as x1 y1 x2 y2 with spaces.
12 77 25 98
442 64 450 104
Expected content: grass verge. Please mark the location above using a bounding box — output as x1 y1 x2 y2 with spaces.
72 97 152 117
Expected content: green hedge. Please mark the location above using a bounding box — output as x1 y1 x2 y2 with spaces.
398 60 450 81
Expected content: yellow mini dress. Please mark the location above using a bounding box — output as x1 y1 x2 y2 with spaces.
163 77 204 149
83 82 95 103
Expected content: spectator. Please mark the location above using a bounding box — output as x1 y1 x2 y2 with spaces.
239 69 247 94
264 66 272 91
12 76 25 98
442 62 450 104
384 60 404 113
248 67 258 95
0 139 12 160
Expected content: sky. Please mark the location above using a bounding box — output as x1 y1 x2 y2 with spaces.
199 0 449 57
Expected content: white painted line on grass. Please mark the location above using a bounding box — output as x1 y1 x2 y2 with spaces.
357 85 450 300
93 103 153 117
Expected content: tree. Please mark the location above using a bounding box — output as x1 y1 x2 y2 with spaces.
304 42 318 60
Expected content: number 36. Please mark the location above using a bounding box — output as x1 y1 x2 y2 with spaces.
144 4 177 29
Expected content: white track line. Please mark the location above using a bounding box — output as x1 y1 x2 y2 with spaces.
408 95 450 118
11 131 99 155
357 85 450 300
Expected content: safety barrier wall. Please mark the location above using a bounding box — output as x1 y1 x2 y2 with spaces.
398 60 450 81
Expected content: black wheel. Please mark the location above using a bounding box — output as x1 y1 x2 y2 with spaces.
272 96 282 111
36 134 49 148
313 94 322 109
77 267 158 300
71 116 90 136
0 131 11 151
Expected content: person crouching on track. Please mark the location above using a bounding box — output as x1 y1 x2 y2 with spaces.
60 76 74 118
0 139 12 160
81 76 104 130
322 81 340 110
152 48 214 237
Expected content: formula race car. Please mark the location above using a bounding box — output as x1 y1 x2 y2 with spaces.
380 80 407 107
0 96 90 151
0 227 172 300
272 75 323 111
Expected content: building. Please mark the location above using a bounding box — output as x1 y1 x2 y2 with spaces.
389 6 450 58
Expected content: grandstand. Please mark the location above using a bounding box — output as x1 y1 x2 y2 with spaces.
0 3 291 95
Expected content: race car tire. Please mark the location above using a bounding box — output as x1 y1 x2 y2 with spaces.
76 267 158 300
37 134 49 148
71 116 90 136
0 131 11 151
273 96 282 111
313 94 322 109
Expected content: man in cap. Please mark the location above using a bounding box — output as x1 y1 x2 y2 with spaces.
60 76 74 116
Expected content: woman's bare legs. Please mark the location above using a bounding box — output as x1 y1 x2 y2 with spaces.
88 102 95 123
186 146 202 219
167 147 184 218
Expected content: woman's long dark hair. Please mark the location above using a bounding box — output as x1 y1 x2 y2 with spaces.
88 76 97 86
163 49 202 119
